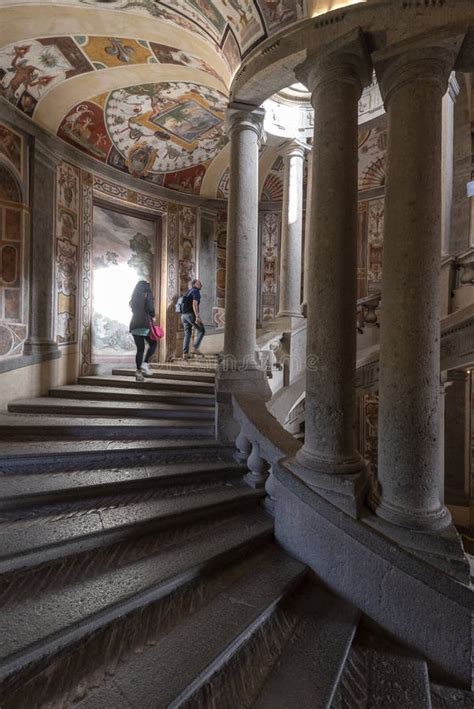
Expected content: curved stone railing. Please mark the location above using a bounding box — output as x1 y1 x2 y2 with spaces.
232 393 301 512
282 303 474 429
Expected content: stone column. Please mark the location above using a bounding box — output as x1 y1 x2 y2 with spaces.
216 103 271 441
222 102 265 368
369 38 464 531
440 74 459 256
289 30 371 512
278 142 305 320
23 139 59 356
302 149 313 317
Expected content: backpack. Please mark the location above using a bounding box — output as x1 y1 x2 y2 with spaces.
175 290 192 314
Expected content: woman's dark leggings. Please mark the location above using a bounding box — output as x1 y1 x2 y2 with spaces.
133 335 157 370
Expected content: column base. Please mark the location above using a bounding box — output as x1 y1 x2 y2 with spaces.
23 339 59 356
367 485 452 532
283 452 367 519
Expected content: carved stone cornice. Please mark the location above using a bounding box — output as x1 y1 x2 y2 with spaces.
295 28 372 105
226 102 266 144
373 34 466 108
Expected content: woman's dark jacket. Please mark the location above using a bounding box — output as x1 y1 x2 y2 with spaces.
129 291 155 331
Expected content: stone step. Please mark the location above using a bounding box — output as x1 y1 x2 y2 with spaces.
331 633 432 709
154 358 218 371
0 438 233 474
113 367 216 383
0 461 245 509
0 481 265 575
254 583 359 708
0 414 214 441
0 511 275 704
430 681 474 707
8 397 215 421
51 383 215 407
26 543 305 708
79 374 215 395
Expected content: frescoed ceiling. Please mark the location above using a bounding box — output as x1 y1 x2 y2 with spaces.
0 0 312 195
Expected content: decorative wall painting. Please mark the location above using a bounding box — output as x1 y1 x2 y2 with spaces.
91 204 159 363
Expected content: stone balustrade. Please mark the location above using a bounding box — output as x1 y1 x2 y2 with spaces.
356 293 381 334
453 247 474 310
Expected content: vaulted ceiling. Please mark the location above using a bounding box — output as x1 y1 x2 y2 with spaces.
0 1 337 196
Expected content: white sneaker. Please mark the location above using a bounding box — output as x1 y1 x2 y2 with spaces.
135 369 145 382
141 362 152 376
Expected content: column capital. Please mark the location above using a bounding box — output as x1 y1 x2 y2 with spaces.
373 34 465 108
282 141 307 162
296 28 372 103
226 102 265 143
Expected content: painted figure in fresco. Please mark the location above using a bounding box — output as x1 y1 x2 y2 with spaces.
265 0 292 23
181 278 205 358
2 45 56 101
129 280 158 382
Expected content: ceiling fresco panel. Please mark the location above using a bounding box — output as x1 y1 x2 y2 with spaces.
0 37 93 116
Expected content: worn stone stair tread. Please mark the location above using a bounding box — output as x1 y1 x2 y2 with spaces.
79 375 215 394
0 510 274 685
50 384 215 406
67 546 306 708
8 397 215 420
0 417 213 442
0 439 231 473
331 635 432 709
430 681 474 707
253 581 360 708
113 367 216 382
0 483 264 574
0 461 245 507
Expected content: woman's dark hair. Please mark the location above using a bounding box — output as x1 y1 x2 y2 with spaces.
130 280 151 309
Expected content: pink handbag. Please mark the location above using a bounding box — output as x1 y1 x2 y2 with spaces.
149 322 164 341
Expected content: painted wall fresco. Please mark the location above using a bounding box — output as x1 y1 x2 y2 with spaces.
260 210 280 321
358 121 387 193
58 82 227 192
178 206 197 295
91 204 158 363
217 167 230 199
261 156 284 201
0 125 23 175
0 123 28 359
356 119 386 299
55 162 81 344
213 210 227 328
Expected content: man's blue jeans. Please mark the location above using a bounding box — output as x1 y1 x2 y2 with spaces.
182 313 205 353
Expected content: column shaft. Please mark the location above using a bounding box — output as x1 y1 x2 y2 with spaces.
302 150 313 315
24 140 59 355
223 105 264 367
370 44 461 530
295 35 369 476
278 143 305 318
